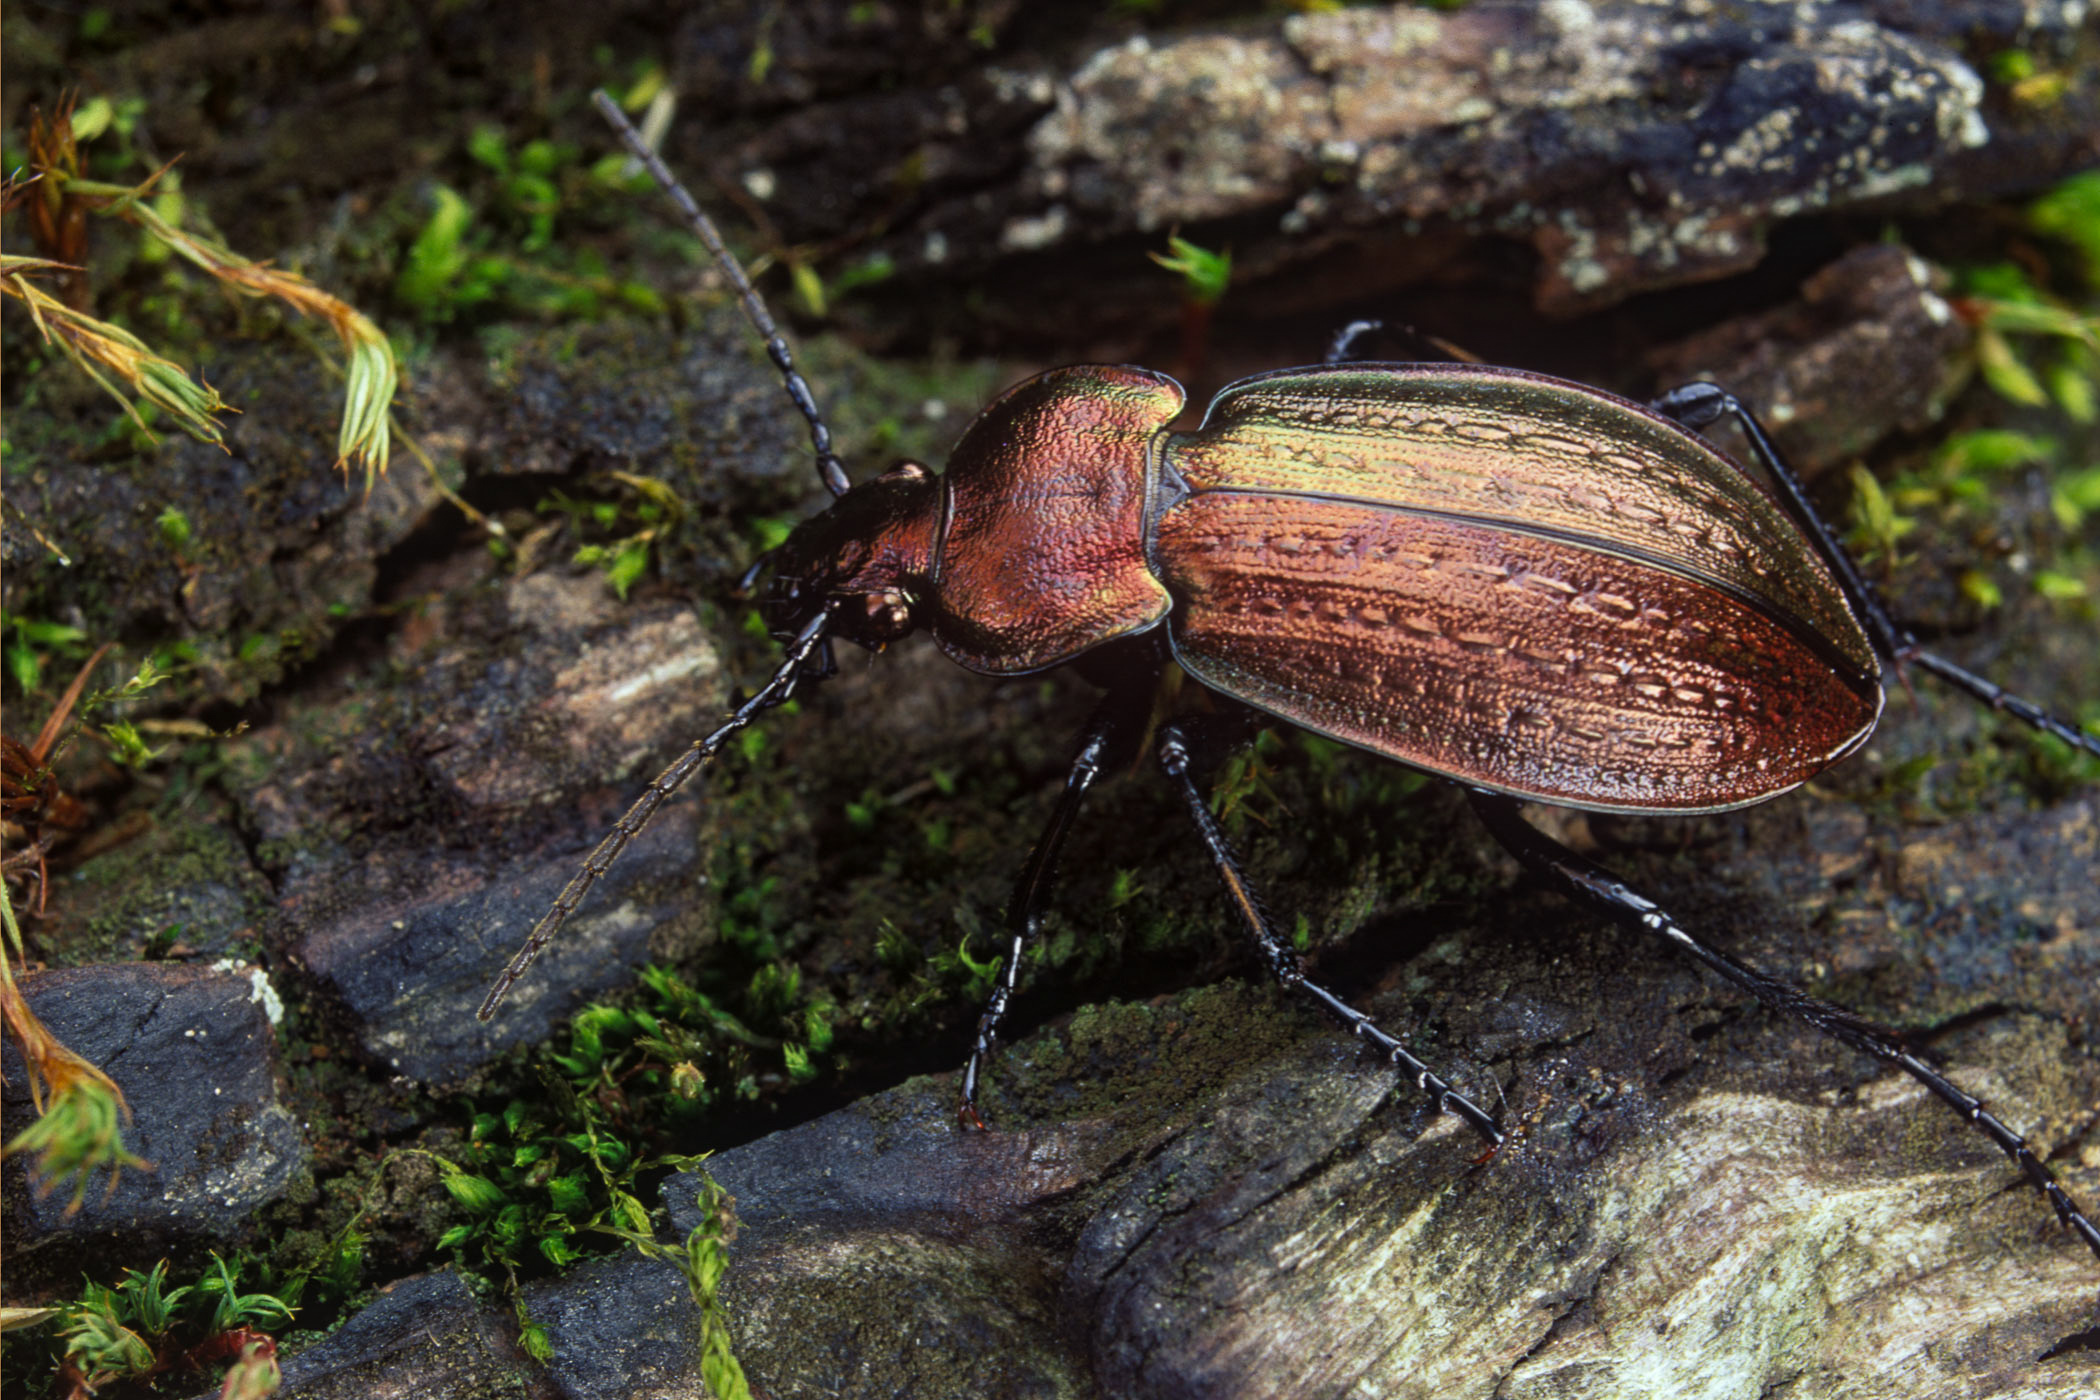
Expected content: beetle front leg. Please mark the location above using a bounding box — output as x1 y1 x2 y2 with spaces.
1468 788 2100 1265
1650 381 2099 757
958 682 1154 1131
1156 721 1505 1150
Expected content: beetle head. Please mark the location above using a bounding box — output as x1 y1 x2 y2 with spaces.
761 461 940 650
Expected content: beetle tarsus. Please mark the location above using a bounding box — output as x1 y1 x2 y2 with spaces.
1469 787 2100 1266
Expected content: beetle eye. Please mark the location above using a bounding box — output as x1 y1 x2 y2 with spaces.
860 590 914 641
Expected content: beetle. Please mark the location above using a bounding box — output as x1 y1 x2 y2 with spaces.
480 92 2100 1272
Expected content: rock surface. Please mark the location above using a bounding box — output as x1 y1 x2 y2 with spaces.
698 0 2100 333
1 963 308 1275
523 1252 710 1400
30 814 275 966
249 574 725 1086
655 958 2100 1400
200 1270 548 1400
1646 243 1977 479
225 318 800 1088
1 346 437 703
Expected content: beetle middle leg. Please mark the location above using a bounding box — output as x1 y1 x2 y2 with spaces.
1156 719 1505 1150
1467 788 2100 1264
1651 381 2099 757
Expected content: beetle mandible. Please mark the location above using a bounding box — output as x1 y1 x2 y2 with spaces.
479 92 2100 1274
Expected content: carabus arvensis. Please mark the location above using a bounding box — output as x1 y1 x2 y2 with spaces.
481 92 2100 1279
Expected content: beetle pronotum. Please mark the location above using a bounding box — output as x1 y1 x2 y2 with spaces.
480 92 2099 1281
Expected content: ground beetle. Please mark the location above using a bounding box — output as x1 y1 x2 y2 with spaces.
482 92 2100 1276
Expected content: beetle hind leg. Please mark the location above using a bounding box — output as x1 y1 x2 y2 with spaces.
1469 788 2100 1266
1156 720 1505 1150
1651 381 2099 757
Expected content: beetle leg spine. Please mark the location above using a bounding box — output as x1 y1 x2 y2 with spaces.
957 681 1153 1130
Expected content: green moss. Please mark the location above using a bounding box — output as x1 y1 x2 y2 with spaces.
0 1255 294 1398
46 819 265 966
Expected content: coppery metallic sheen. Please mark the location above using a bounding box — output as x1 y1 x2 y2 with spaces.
929 366 1185 674
771 362 1883 810
1151 364 1883 812
762 468 940 646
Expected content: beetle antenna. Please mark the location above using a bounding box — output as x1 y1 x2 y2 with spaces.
592 89 852 499
478 602 838 1020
